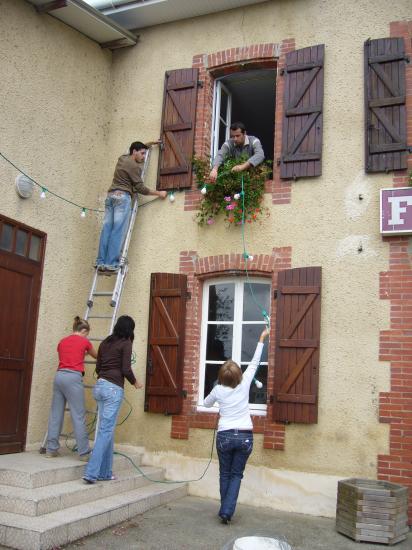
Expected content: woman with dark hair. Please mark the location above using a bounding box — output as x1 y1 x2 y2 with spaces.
83 315 142 483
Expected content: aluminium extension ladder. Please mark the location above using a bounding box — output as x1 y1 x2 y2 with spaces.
39 147 153 453
84 145 153 334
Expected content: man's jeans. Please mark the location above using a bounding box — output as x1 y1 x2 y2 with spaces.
216 429 253 519
84 379 124 481
96 191 132 267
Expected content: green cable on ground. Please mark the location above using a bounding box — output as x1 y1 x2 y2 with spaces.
113 422 217 484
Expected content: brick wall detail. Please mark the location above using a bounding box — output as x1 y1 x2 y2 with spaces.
186 40 296 212
171 247 292 451
378 20 412 524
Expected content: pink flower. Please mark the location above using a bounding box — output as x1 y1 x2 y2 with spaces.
226 204 235 210
224 196 232 202
207 218 214 225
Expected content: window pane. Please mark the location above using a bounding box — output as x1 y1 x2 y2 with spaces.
15 229 28 256
208 283 234 321
241 324 268 363
241 364 267 404
220 88 228 120
243 283 271 321
29 234 41 261
0 223 13 251
219 121 227 148
203 363 220 400
206 324 233 361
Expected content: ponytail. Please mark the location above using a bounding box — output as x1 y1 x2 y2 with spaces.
72 316 90 333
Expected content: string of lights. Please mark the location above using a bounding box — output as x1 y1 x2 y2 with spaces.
1 151 164 217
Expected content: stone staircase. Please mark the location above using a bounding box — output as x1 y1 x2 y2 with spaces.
0 449 187 549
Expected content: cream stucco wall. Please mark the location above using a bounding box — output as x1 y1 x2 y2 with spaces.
107 0 412 483
0 0 113 442
2 0 411 518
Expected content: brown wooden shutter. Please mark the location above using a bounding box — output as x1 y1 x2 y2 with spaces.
273 267 321 424
157 68 199 190
144 273 188 414
364 38 409 172
280 45 324 179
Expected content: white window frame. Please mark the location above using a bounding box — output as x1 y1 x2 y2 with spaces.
197 277 270 415
211 79 232 162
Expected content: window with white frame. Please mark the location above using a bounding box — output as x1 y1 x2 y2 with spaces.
198 277 271 412
211 80 232 161
211 69 276 165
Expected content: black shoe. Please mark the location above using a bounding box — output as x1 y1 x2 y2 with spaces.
220 514 231 524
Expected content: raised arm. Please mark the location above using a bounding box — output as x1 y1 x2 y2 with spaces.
242 328 269 387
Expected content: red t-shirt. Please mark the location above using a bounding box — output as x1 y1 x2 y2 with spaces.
57 334 92 373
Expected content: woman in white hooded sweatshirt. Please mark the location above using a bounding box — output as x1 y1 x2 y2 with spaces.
204 327 269 524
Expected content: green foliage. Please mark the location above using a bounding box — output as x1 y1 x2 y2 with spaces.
193 155 270 226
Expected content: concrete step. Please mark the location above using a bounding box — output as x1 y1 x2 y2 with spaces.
0 466 164 516
0 480 188 550
0 450 142 489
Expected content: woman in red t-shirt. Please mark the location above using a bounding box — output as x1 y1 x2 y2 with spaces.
45 316 97 460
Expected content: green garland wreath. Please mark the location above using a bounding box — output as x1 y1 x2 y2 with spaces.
192 155 271 226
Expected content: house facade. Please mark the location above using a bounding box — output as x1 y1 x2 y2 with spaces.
1 0 412 522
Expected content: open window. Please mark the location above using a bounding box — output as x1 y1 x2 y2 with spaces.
211 69 276 165
198 277 271 413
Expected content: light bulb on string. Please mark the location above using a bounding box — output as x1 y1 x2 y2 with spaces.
169 192 175 203
254 379 263 389
234 193 240 200
40 187 47 199
201 186 207 195
80 208 87 218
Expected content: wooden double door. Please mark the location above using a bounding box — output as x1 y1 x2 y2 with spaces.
0 215 45 454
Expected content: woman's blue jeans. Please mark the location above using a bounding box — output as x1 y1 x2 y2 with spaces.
84 379 124 482
216 429 253 519
96 191 132 267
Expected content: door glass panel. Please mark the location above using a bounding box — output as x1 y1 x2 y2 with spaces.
0 223 13 251
241 324 268 363
243 283 271 321
206 324 233 361
28 234 41 261
15 229 28 256
208 283 235 321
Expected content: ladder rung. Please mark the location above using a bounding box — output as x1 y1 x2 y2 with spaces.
90 337 105 341
84 360 96 364
64 409 95 414
88 317 112 321
93 292 113 296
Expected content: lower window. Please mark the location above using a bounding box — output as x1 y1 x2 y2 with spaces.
199 277 271 412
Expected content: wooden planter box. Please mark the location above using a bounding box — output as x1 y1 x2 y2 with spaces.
336 478 409 545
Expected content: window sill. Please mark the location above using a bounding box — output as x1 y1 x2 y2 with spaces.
196 405 267 416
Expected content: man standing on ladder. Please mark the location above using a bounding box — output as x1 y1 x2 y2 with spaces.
208 121 265 183
95 141 167 272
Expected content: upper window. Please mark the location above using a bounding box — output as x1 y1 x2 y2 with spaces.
211 69 276 165
199 277 271 412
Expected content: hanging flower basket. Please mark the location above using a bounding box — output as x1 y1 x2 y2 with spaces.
192 155 271 226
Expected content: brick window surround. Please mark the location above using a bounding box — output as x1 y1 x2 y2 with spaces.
170 247 292 451
184 39 296 213
378 21 412 523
